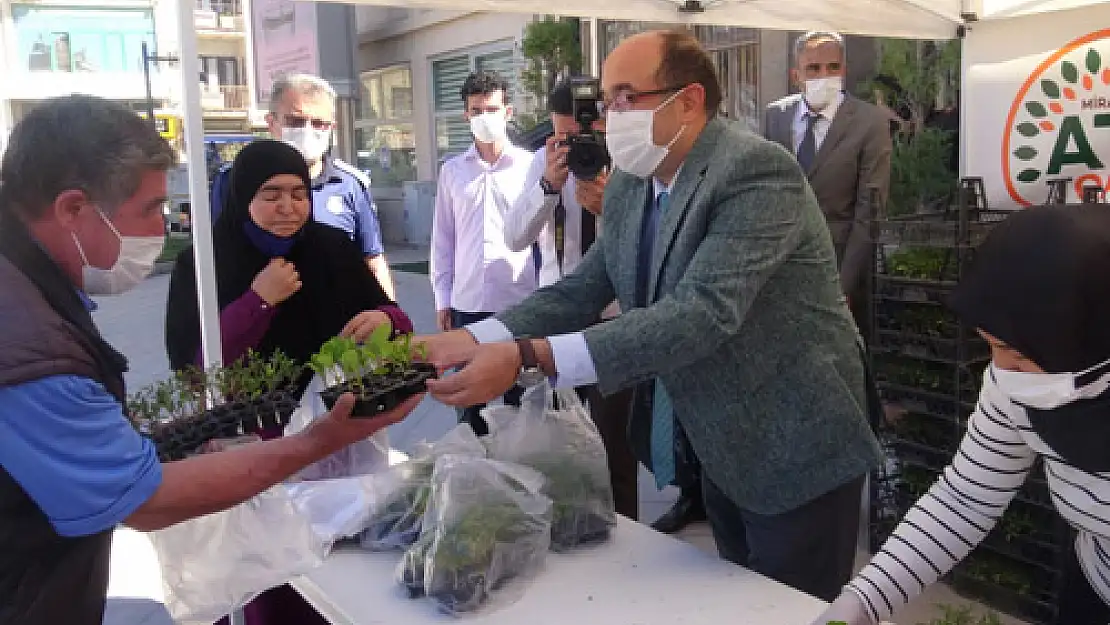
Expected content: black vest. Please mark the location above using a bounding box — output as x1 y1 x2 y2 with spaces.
0 253 126 625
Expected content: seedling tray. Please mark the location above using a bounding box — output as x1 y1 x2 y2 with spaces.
320 363 437 418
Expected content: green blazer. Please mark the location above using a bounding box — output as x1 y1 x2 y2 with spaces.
498 117 881 515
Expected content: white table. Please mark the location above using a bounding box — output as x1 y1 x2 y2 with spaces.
291 517 828 625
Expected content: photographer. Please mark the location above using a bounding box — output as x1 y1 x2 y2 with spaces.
505 78 638 520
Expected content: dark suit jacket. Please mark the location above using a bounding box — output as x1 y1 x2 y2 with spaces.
763 94 892 295
496 117 882 515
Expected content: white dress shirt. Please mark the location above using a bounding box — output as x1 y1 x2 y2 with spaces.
430 143 537 314
468 174 676 388
505 148 586 288
792 91 845 156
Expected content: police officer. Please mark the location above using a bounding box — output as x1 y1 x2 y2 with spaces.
211 73 396 299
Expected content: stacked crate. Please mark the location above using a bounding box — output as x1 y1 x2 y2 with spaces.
867 193 1070 624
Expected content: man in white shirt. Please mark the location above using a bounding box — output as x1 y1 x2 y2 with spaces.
504 79 638 520
430 70 537 434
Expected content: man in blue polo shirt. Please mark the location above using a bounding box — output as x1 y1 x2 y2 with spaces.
0 95 419 625
211 73 396 299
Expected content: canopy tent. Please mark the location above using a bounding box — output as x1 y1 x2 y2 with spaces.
178 0 1110 363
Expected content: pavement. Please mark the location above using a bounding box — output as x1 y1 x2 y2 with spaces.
92 247 1025 625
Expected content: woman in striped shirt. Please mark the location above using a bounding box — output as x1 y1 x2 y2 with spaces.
815 205 1110 625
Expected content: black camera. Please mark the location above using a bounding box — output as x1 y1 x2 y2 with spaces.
562 77 610 181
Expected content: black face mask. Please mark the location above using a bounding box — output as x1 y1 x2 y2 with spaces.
1026 395 1110 473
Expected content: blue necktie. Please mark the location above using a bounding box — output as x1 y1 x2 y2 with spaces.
640 190 676 488
797 112 821 173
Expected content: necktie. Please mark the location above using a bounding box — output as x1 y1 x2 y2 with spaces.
638 190 676 488
796 112 821 173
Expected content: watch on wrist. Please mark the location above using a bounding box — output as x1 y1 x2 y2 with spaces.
515 338 546 387
540 177 559 196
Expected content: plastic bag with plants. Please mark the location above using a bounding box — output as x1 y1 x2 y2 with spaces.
309 326 437 419
482 382 617 551
359 423 486 551
396 455 552 615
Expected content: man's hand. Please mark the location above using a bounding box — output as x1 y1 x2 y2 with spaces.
415 330 480 373
425 342 521 407
543 136 571 191
301 392 423 454
575 168 609 216
436 309 453 333
341 310 392 342
251 258 301 305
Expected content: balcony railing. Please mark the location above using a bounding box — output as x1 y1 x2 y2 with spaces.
201 85 250 111
196 0 242 16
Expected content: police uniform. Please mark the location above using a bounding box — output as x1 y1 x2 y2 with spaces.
210 156 384 259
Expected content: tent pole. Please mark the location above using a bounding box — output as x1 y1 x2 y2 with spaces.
175 0 226 379
588 18 600 76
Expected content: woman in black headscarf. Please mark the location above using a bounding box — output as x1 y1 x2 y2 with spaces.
166 140 411 382
815 204 1110 625
166 140 412 625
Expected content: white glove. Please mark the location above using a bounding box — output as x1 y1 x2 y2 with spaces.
809 591 872 625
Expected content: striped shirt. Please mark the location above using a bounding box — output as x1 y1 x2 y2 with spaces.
848 369 1110 622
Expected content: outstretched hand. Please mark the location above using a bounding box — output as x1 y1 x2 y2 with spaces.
424 342 521 407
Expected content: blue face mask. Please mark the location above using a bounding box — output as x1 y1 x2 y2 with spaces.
243 220 299 257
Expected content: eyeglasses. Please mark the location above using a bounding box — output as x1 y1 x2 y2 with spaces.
601 85 688 113
283 114 334 130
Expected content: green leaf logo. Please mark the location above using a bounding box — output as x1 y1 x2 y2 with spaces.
1041 79 1061 99
1062 61 1079 83
1013 146 1038 161
1087 48 1102 74
1025 102 1048 118
1016 122 1040 137
1016 169 1042 183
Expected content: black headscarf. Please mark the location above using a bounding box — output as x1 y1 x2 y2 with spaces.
165 140 393 388
950 204 1110 471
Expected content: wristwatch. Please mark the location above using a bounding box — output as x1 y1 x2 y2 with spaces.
515 338 546 387
540 176 560 196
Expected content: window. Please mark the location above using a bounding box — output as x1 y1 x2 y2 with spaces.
355 64 416 188
11 5 156 74
199 56 244 86
431 44 525 166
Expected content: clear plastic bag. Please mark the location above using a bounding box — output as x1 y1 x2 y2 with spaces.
150 475 379 624
359 423 486 551
482 382 617 551
286 374 391 481
396 455 553 615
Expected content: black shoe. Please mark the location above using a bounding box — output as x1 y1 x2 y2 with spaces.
651 494 707 534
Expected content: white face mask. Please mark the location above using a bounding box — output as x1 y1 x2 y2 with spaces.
605 90 686 179
991 359 1110 410
469 112 508 144
804 76 843 111
72 209 164 296
281 126 332 161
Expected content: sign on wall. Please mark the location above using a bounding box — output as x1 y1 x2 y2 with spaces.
965 7 1110 206
251 0 319 107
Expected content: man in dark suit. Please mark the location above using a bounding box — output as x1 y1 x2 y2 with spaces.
764 31 892 341
417 30 881 601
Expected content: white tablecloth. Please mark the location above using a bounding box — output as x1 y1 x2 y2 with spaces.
291 517 827 625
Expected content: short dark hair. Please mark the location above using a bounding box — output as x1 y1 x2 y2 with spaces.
0 95 176 219
655 30 722 116
460 70 512 106
548 79 574 116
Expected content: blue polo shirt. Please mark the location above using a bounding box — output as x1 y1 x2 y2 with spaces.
210 156 384 257
0 295 162 538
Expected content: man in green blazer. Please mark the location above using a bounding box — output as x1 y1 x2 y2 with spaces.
418 29 881 601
